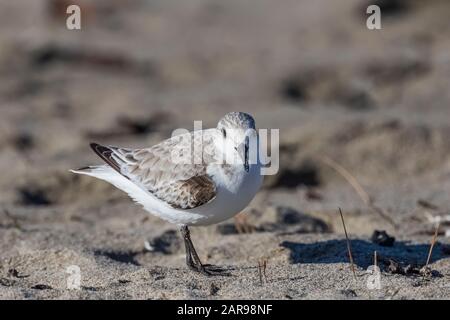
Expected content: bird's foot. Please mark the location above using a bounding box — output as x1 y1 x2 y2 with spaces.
188 263 232 276
201 264 232 276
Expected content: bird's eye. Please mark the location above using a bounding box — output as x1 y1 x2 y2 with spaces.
221 128 226 138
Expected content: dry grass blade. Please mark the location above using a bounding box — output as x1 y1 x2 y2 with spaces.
420 222 440 279
321 156 370 204
339 208 356 280
320 156 397 229
425 222 440 268
258 260 263 285
257 258 268 285
262 260 268 283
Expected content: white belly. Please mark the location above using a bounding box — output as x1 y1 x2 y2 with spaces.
74 164 263 227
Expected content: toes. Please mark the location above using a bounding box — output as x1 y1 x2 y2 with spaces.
203 264 235 271
202 264 223 271
201 265 232 277
187 264 199 272
186 263 233 276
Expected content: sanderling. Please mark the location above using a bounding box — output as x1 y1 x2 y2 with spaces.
71 112 263 275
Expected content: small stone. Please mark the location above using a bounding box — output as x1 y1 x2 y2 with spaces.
210 283 220 296
340 289 357 298
31 284 52 290
371 230 395 247
419 266 432 279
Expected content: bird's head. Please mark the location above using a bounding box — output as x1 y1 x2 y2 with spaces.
216 112 257 172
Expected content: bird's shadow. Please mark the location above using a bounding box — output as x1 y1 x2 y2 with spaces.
280 239 446 270
93 249 143 266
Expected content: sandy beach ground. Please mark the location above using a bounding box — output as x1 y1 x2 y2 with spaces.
0 0 450 299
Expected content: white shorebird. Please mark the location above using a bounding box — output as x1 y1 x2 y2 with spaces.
71 112 263 275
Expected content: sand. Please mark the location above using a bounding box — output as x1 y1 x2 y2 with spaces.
0 0 449 299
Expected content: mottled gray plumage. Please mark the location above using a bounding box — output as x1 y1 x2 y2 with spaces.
87 112 256 210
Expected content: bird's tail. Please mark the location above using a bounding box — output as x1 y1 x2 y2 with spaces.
70 164 153 213
70 165 110 177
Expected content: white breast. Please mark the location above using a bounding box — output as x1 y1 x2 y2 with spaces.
187 162 263 226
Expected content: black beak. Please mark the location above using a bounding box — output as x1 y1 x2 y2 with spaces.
244 136 249 172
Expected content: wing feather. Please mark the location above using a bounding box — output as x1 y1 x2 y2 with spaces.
89 130 218 209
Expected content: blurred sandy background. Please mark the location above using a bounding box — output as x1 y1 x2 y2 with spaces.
0 0 449 299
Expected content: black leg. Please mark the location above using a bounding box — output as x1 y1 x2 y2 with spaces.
183 230 197 271
180 225 231 276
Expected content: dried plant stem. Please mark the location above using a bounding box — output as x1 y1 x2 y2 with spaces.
320 156 397 229
258 261 262 285
339 208 356 280
425 222 440 268
264 261 268 281
321 156 370 204
257 259 268 285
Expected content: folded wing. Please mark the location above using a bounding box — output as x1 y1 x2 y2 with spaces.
90 133 217 209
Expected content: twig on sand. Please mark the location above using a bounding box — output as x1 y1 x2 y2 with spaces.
421 222 440 279
426 222 440 266
319 156 398 229
258 259 268 285
321 156 370 204
258 260 263 284
339 208 356 280
262 260 267 283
